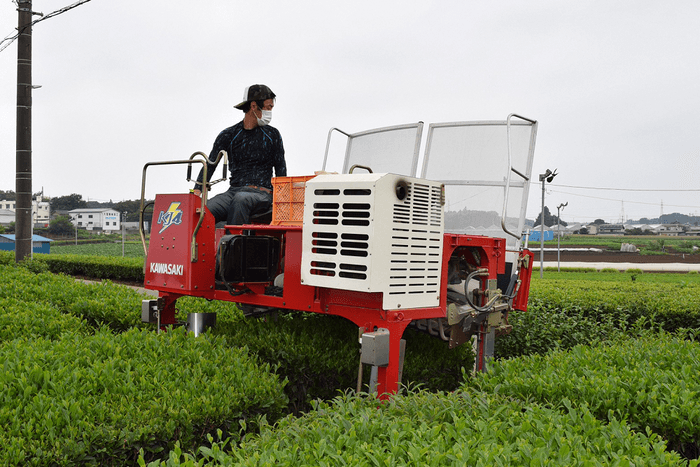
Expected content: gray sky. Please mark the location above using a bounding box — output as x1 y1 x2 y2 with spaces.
2 0 699 224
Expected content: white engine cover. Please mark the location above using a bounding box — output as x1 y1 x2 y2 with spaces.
301 173 445 310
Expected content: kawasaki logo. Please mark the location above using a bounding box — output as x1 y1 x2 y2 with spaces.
157 202 183 234
149 262 184 276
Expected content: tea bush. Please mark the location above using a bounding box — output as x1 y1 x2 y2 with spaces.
0 327 287 466
36 252 145 282
0 249 144 283
175 297 474 413
495 277 700 360
528 278 700 332
472 333 700 459
0 263 145 331
5 248 700 463
0 295 88 342
140 389 687 466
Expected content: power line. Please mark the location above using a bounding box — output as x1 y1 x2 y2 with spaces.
0 0 93 53
552 183 700 193
549 188 700 210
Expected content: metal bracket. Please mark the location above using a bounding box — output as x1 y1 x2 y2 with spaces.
360 328 390 366
141 299 160 323
447 302 476 326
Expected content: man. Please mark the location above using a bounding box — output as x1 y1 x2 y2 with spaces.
194 84 287 225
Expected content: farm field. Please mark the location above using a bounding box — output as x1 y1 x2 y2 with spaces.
543 234 700 251
47 234 700 268
537 234 700 266
51 241 146 258
1 249 699 464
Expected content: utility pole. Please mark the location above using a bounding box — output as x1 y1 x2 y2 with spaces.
122 211 127 257
556 202 568 272
15 0 33 262
538 169 557 278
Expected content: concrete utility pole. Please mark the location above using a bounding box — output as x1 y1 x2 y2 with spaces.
15 0 33 262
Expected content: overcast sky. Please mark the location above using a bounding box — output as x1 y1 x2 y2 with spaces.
2 0 699 224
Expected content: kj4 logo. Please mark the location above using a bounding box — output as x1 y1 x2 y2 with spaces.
157 202 183 233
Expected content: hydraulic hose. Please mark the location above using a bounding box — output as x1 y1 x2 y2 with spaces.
464 269 503 313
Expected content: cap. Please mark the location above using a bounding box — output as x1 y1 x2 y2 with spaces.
234 84 276 109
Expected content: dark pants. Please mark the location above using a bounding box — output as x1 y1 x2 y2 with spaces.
207 186 272 225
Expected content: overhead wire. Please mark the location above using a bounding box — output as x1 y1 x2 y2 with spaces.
0 0 94 53
548 188 700 210
553 183 700 193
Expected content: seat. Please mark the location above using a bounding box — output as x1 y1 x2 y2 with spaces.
250 208 272 224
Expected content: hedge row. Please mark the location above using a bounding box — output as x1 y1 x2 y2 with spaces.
2 256 475 413
173 297 474 413
471 333 700 460
528 278 700 331
1 263 145 333
37 253 145 282
1 259 473 412
0 327 288 466
494 277 700 360
0 295 88 342
5 251 700 463
0 250 145 282
140 388 687 466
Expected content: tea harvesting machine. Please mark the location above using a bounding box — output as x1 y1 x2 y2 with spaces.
139 115 538 398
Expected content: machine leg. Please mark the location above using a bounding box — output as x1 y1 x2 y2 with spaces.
474 325 495 373
368 338 405 395
374 323 409 399
159 294 179 329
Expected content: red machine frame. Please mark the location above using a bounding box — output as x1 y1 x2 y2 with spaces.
143 192 533 398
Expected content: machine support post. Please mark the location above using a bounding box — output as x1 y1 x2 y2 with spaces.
474 324 495 372
368 338 406 395
374 322 409 399
158 294 179 329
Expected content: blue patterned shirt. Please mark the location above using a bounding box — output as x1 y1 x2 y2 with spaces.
195 120 287 191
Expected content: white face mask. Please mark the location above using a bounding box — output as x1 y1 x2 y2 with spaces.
256 109 272 127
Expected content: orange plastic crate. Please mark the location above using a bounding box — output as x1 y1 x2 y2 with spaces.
271 175 316 225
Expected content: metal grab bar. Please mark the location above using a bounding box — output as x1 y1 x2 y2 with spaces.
349 164 373 174
500 114 537 240
139 151 227 263
186 150 228 187
322 127 351 171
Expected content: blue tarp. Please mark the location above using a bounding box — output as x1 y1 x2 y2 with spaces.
0 234 53 254
527 230 554 242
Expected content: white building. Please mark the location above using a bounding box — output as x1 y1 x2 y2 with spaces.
656 223 685 236
0 196 51 226
68 208 121 231
0 209 14 226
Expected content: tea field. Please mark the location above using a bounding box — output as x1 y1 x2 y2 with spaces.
1 250 699 465
50 241 146 258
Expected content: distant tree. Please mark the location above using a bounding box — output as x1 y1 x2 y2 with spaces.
0 225 4 234
6 221 15 233
86 199 111 209
0 190 16 201
578 227 589 235
48 215 75 235
593 219 606 225
533 206 568 228
50 194 88 212
113 199 144 222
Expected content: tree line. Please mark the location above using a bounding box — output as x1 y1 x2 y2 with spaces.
1 190 148 223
